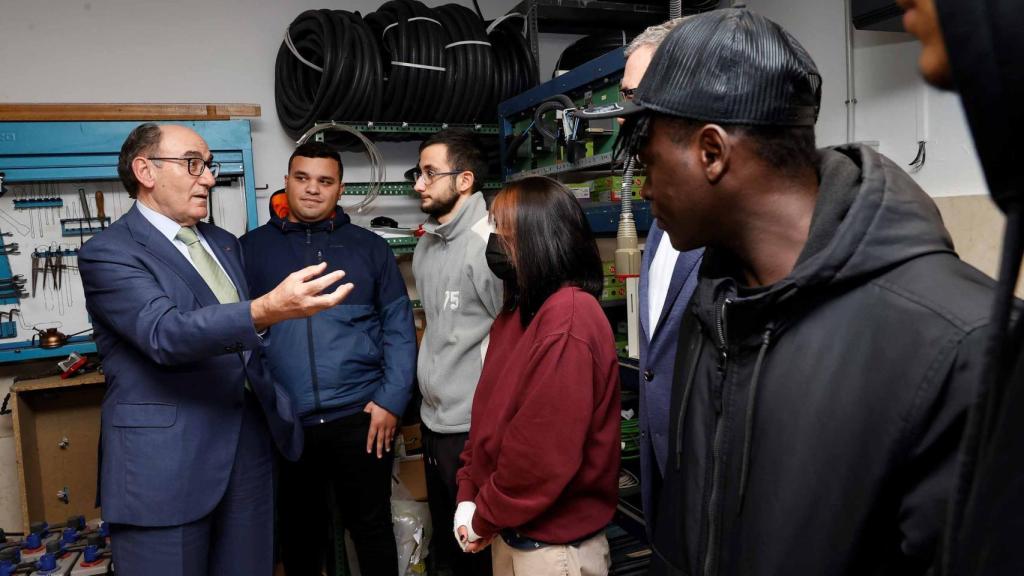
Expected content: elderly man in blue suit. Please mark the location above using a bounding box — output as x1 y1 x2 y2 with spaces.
79 123 354 576
625 21 705 531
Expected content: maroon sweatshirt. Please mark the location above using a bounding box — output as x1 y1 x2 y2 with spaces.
456 286 621 544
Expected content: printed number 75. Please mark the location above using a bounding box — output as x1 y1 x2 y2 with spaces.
442 290 460 311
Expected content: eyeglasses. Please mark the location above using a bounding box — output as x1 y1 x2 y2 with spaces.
620 87 637 101
147 157 221 178
411 169 462 186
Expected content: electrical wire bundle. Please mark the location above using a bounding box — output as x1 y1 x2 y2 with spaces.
275 3 539 136
276 10 382 140
297 123 387 213
553 31 637 77
488 14 539 106
435 4 496 123
365 0 449 122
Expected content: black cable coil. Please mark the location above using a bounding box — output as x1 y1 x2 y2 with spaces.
275 10 382 140
366 0 448 122
553 31 638 77
435 4 496 123
489 16 539 106
276 2 538 137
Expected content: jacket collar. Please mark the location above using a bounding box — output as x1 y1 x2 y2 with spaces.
422 192 486 240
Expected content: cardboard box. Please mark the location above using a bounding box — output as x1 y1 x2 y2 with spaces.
396 456 428 502
400 423 422 452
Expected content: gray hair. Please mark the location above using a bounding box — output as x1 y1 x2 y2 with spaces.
624 17 689 57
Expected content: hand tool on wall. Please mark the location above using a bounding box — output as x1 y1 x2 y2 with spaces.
95 191 106 229
31 253 40 297
78 188 91 219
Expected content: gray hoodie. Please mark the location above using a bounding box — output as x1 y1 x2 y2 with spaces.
414 192 503 433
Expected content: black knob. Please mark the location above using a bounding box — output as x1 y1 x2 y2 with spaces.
45 539 61 554
643 369 654 382
87 534 105 549
29 522 46 535
66 516 85 531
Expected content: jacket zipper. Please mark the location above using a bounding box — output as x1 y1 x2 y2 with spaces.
703 295 731 576
306 227 321 414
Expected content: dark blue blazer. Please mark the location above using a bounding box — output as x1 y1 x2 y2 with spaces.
79 205 303 527
638 222 703 532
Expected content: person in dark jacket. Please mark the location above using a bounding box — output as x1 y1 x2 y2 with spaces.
240 142 416 576
613 9 995 576
899 1 1024 573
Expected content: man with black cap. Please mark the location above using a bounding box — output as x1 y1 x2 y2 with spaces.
614 8 995 576
899 1 1024 574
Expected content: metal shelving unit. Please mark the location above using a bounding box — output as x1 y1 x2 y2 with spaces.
313 121 498 137
343 180 503 196
514 0 668 69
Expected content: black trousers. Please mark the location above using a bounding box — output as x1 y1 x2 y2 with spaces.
422 426 493 576
279 411 398 576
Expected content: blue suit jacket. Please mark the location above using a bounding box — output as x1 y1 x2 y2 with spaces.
638 222 703 533
79 205 303 527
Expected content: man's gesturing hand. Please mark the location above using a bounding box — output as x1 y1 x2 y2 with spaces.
251 262 354 331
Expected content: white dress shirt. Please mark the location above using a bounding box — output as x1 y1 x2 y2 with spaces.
136 201 234 282
648 232 680 335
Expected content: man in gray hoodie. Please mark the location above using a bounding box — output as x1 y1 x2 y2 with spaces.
412 129 501 576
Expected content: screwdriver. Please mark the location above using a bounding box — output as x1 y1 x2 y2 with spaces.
95 190 106 230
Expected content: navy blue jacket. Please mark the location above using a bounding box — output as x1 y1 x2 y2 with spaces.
80 205 303 527
240 193 416 424
638 221 703 533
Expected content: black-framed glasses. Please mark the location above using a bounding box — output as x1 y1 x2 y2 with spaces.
147 157 221 178
411 169 462 186
620 87 637 101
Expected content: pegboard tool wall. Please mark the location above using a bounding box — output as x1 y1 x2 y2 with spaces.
0 120 258 363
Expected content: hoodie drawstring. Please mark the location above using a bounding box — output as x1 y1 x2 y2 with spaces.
738 325 773 514
675 330 705 470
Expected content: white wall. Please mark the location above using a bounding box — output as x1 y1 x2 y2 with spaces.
744 0 987 197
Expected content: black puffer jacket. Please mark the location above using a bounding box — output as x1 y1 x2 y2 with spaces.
650 144 994 576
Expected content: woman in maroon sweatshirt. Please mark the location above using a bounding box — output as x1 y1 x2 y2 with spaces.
453 176 621 575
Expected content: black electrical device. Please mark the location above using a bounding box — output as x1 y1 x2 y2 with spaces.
851 0 904 32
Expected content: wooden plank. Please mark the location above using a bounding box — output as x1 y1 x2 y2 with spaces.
0 103 260 121
13 393 30 534
12 371 105 394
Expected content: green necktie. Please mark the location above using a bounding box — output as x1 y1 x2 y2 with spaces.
176 226 250 391
175 226 239 304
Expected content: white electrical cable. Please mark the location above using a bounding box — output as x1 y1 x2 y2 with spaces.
296 123 387 213
383 17 443 40
284 27 323 73
390 61 447 72
444 40 492 49
486 12 524 34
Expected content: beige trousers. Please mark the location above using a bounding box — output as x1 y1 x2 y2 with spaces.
491 533 611 576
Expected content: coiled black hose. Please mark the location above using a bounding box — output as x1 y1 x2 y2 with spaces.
435 4 496 123
276 4 538 134
489 16 539 105
366 0 448 122
275 10 381 140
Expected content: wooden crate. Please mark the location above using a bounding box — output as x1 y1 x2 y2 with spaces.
11 372 104 533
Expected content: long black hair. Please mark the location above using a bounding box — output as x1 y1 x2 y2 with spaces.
491 176 603 326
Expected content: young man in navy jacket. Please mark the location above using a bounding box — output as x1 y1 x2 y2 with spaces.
241 142 416 575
